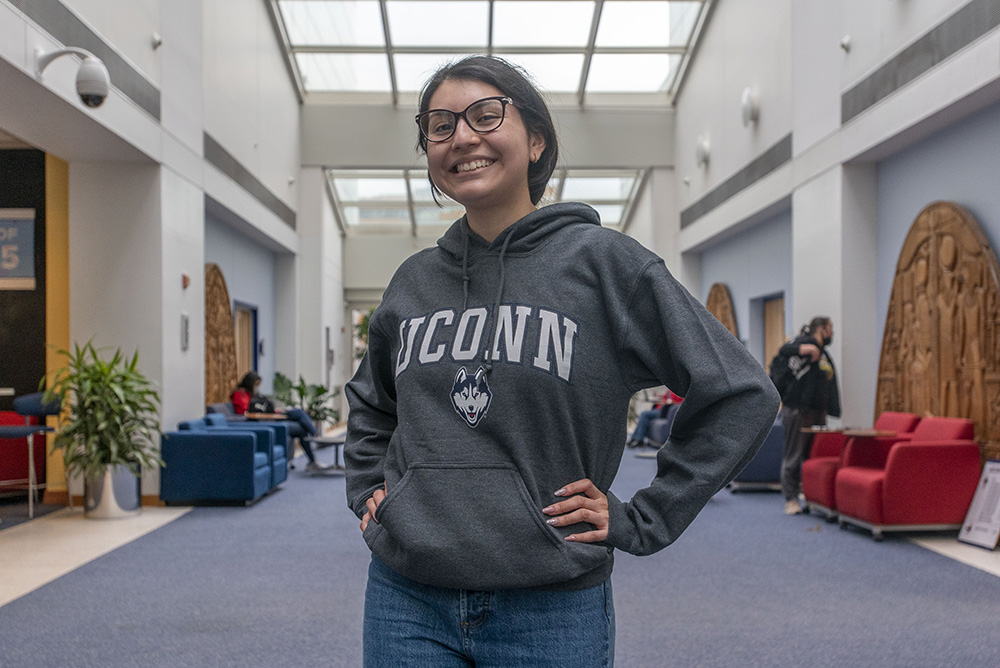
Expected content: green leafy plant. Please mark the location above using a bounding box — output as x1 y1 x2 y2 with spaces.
44 341 162 479
273 372 340 425
354 306 376 360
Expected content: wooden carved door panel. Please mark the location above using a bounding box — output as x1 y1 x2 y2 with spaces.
875 202 1000 459
204 263 238 407
706 283 739 339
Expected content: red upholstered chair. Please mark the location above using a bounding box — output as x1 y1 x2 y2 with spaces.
802 412 921 520
801 431 848 519
834 416 980 540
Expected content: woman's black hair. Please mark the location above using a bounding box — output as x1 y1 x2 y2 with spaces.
800 317 831 336
416 55 559 206
237 371 260 394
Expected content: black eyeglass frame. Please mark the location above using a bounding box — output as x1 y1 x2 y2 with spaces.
415 96 515 143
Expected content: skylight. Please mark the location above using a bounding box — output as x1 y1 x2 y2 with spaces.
274 0 707 104
328 168 645 235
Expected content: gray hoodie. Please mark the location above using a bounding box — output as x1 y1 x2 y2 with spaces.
345 202 780 591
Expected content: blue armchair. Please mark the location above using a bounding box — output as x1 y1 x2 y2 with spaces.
160 430 272 504
729 416 784 492
179 416 289 488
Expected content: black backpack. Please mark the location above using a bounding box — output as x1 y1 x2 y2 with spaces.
249 394 275 414
768 348 795 398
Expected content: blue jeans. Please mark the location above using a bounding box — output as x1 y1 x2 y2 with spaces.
364 556 615 667
283 408 319 462
628 408 660 442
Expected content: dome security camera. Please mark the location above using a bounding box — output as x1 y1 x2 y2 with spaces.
35 47 110 109
76 56 110 107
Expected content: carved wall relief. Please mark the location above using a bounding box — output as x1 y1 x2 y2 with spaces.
706 283 740 339
205 263 238 407
875 202 1000 460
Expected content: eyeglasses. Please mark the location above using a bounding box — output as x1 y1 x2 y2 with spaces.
416 96 514 143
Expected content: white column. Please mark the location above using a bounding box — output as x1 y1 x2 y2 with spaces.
791 165 878 426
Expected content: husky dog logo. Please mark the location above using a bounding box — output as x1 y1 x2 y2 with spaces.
451 366 492 428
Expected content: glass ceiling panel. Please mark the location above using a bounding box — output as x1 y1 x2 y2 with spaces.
394 53 465 93
493 1 595 47
387 1 489 47
279 0 385 46
334 174 408 202
408 171 435 201
586 53 679 93
415 203 466 226
329 168 642 234
296 53 392 92
590 204 625 226
596 1 672 47
561 174 636 200
502 53 585 93
668 1 703 46
342 205 411 227
276 0 708 100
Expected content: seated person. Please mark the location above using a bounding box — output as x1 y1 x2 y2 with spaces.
627 389 683 447
232 371 335 473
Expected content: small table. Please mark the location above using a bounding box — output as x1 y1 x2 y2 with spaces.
301 436 346 472
245 412 287 421
842 429 897 438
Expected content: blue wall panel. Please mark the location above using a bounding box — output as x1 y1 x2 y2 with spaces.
699 210 793 363
204 217 277 393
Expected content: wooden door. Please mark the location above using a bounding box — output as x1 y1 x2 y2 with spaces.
763 296 785 365
234 305 255 377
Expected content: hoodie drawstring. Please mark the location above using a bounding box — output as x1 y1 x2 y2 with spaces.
482 231 513 374
461 232 470 311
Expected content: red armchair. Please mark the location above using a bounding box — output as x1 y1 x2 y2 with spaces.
834 416 980 540
0 411 46 492
802 411 920 520
800 431 848 519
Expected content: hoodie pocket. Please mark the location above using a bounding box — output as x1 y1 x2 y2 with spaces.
369 462 607 590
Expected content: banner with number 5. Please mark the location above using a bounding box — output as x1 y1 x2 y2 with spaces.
0 209 35 290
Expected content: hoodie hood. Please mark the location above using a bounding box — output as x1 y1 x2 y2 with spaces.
437 201 601 262
437 202 602 359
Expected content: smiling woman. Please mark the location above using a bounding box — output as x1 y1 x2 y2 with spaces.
344 55 780 668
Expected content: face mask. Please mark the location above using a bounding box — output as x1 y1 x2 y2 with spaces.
823 333 833 346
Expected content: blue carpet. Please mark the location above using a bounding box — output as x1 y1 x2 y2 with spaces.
0 451 998 667
0 492 62 530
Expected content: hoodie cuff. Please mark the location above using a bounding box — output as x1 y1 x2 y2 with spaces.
604 490 635 554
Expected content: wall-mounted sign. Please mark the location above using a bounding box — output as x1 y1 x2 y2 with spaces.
0 209 36 290
960 460 1000 550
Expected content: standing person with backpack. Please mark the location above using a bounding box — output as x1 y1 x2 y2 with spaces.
773 317 841 515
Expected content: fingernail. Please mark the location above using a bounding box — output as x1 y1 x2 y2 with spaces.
564 535 577 542
554 487 567 496
542 505 555 514
546 518 558 525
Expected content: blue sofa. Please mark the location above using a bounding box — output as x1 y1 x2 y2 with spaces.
728 416 784 492
159 417 289 504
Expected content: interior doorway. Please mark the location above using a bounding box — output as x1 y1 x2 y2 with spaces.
763 295 785 365
234 302 257 377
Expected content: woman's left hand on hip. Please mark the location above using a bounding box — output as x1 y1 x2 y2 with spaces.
542 478 609 543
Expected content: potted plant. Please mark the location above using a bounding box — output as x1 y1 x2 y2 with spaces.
354 306 375 360
44 341 162 519
273 372 340 432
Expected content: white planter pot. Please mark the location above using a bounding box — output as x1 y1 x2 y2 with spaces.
84 465 141 519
